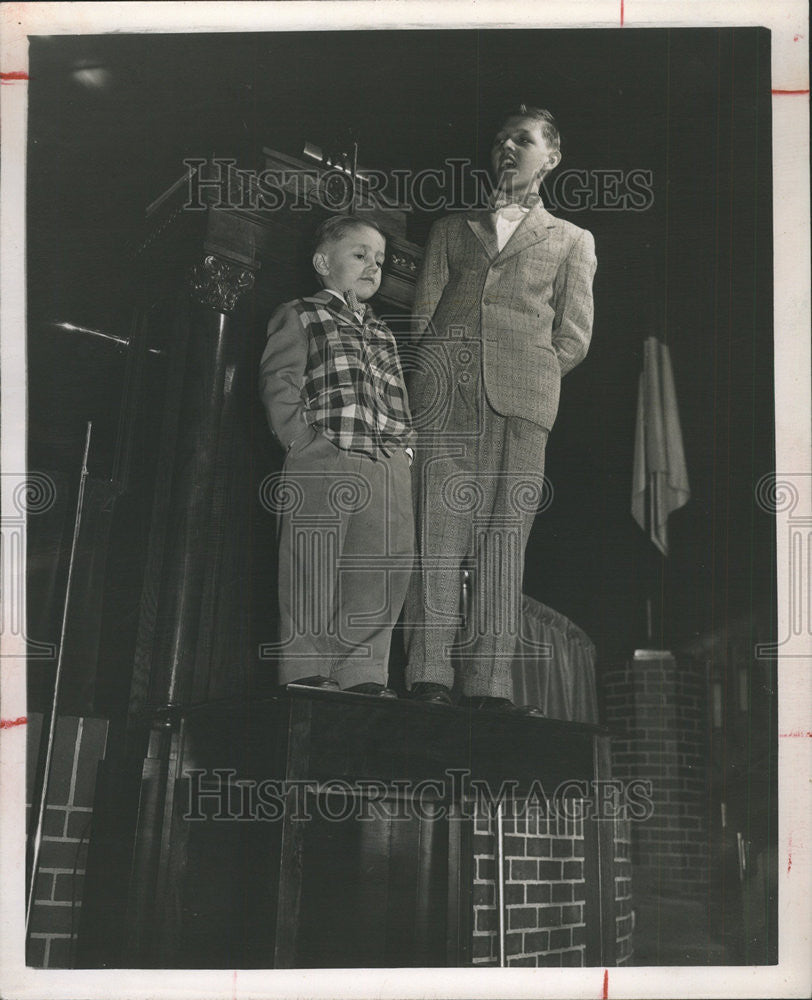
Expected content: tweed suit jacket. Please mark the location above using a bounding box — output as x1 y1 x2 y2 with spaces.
410 201 597 432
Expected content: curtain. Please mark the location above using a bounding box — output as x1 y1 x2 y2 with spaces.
631 336 690 555
511 594 599 723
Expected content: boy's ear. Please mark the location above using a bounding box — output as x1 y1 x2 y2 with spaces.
546 150 562 173
312 251 330 277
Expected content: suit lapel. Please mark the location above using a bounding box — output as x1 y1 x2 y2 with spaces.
466 213 499 260
466 202 559 262
495 203 557 263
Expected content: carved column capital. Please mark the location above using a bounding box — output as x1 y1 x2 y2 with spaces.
189 254 255 314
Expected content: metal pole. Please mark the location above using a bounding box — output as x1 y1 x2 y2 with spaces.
26 423 92 934
496 801 506 967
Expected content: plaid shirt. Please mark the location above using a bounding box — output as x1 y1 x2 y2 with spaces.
293 290 415 458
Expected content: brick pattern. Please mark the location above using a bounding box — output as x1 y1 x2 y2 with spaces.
26 714 108 968
614 816 633 963
471 803 632 967
603 654 708 898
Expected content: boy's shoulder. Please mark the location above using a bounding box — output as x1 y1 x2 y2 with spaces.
270 291 393 335
299 289 336 307
542 211 592 239
285 290 335 312
270 290 340 321
434 205 592 243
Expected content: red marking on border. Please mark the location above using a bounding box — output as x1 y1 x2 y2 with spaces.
620 0 624 27
772 89 810 95
787 834 792 873
779 731 812 737
603 968 609 999
1 71 28 83
0 716 27 729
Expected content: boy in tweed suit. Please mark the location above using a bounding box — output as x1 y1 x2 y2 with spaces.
404 106 597 713
259 217 415 697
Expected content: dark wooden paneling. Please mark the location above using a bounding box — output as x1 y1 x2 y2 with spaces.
82 692 612 968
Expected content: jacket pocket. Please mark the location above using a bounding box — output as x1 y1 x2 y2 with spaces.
285 425 317 457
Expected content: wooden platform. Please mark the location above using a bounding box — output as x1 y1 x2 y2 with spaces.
79 689 617 968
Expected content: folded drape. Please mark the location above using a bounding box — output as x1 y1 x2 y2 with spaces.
631 336 690 556
511 594 599 723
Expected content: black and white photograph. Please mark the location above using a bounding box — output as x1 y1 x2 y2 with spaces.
1 3 809 998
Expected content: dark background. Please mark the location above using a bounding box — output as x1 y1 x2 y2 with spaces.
26 27 775 679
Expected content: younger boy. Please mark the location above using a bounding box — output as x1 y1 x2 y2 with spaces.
259 216 415 697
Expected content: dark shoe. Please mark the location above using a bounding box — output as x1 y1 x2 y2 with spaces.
509 704 545 717
410 682 454 706
286 675 341 692
346 682 398 699
463 696 544 718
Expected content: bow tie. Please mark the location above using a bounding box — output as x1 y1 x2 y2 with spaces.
492 202 530 221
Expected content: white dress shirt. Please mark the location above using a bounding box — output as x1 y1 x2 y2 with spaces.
492 202 531 252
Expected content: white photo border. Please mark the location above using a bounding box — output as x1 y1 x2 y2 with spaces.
1 2 809 998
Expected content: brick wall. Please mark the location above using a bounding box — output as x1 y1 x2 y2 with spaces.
26 713 109 968
471 803 632 967
614 816 633 963
603 651 708 898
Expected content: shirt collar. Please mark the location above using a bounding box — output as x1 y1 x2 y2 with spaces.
489 190 543 213
317 288 372 323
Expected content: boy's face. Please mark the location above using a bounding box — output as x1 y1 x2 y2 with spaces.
313 225 386 302
491 115 561 195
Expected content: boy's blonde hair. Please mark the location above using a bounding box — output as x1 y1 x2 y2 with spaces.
312 215 386 257
501 104 561 152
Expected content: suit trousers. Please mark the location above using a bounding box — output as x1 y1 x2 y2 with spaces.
275 428 414 688
403 376 549 699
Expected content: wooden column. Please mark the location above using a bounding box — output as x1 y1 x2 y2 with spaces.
146 253 255 710
124 243 256 960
